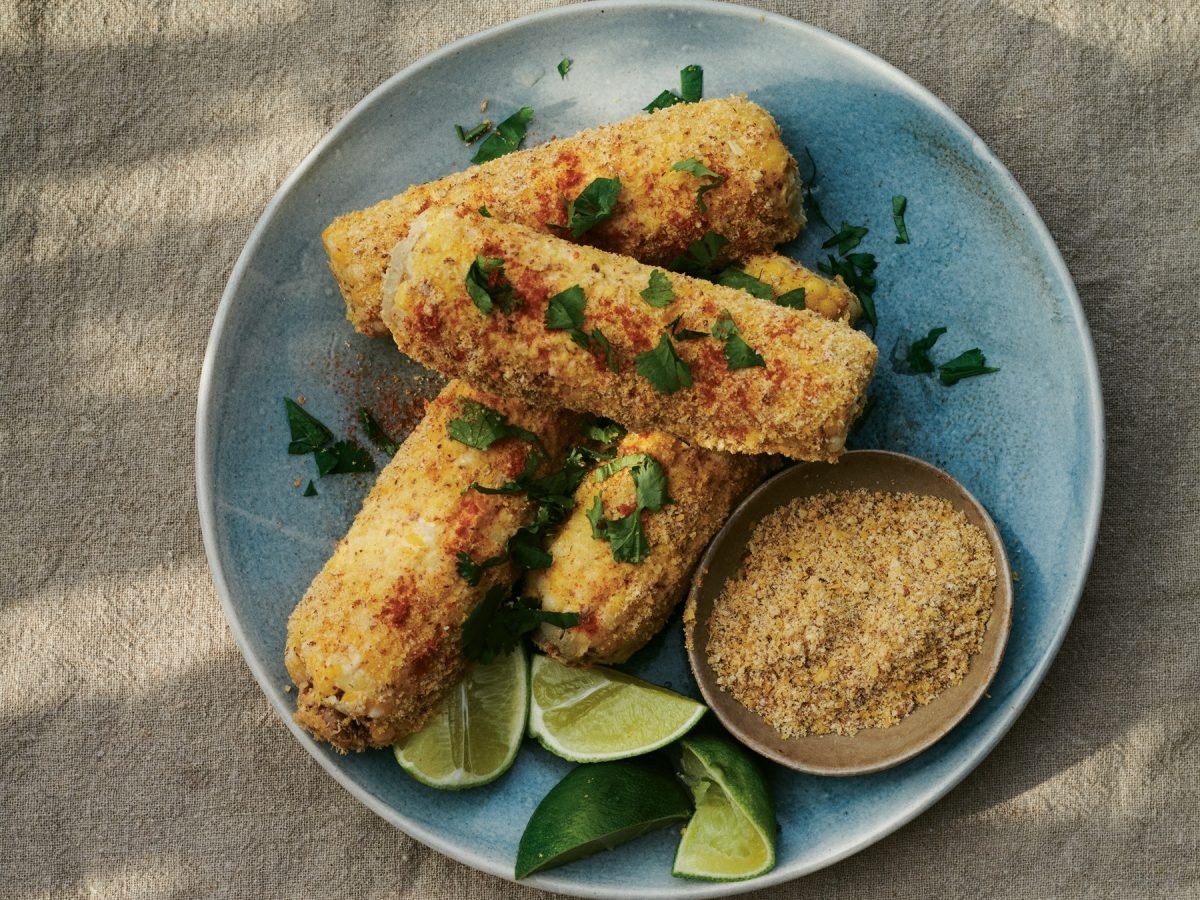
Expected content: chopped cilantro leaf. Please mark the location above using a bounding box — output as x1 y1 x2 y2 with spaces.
668 230 729 276
635 334 693 394
544 284 586 332
711 311 766 370
559 177 622 238
938 348 1000 385
456 550 506 587
446 399 540 450
461 586 579 664
471 106 534 164
892 195 910 244
586 454 671 564
631 457 671 510
586 494 606 538
666 315 706 341
478 205 492 217
302 481 317 497
455 120 491 144
640 270 675 308
605 511 650 563
314 439 375 476
679 65 703 102
465 255 520 315
906 326 947 373
643 89 682 112
557 57 572 79
358 407 399 456
822 221 870 255
798 147 831 230
672 158 725 212
508 530 553 569
285 398 333 455
775 287 807 309
594 453 648 483
590 327 619 373
716 267 773 301
584 420 626 446
818 253 878 328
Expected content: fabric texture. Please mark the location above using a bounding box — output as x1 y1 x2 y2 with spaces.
2 1 1197 897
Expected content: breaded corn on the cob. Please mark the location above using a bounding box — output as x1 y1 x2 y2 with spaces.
529 432 771 665
382 209 877 461
324 96 803 336
285 381 576 752
739 253 862 323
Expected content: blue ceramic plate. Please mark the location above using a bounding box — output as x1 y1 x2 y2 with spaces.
196 2 1103 896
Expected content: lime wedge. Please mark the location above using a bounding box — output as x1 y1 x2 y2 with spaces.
672 732 776 881
528 654 707 763
393 643 527 789
516 757 692 878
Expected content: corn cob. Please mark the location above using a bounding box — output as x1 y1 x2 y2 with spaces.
528 432 771 665
739 253 862 323
284 381 576 752
324 96 803 336
382 209 877 461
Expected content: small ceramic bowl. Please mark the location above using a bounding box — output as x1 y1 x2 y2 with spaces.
684 450 1013 776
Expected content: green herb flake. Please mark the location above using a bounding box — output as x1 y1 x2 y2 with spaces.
464 255 520 315
775 287 806 310
557 57 572 79
679 65 703 103
938 348 1000 385
594 453 648 483
314 439 375 476
822 221 870 255
586 494 606 539
672 158 725 212
635 334 693 394
640 270 675 308
455 120 491 144
716 267 773 301
358 407 400 456
285 398 334 455
302 480 317 497
643 89 682 113
471 106 535 164
711 311 766 370
558 177 622 238
666 315 707 341
584 421 626 446
798 147 831 231
818 252 878 328
461 586 579 664
668 230 729 276
892 195 910 244
544 284 587 332
590 327 619 373
604 511 650 563
447 399 540 450
456 550 506 587
906 326 947 374
586 454 671 564
478 205 492 218
631 457 671 510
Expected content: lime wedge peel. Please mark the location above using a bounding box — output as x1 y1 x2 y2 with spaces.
516 756 692 879
528 653 707 763
393 643 528 789
672 732 777 881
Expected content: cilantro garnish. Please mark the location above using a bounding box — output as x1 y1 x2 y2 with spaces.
456 550 506 587
284 398 375 480
892 195 910 244
643 90 681 113
819 252 878 328
668 231 729 276
478 205 492 217
465 255 520 315
461 586 579 664
775 287 806 309
584 420 626 446
589 327 619 373
285 399 333 455
358 407 400 456
557 58 572 79
640 270 675 308
303 481 317 497
586 454 671 564
446 399 540 451
672 159 725 213
544 284 586 333
635 334 693 394
556 177 622 238
798 147 831 230
471 106 534 164
711 311 766 370
715 267 773 301
643 64 703 111
938 348 1000 385
906 326 947 373
665 315 706 341
454 120 491 144
822 221 870 255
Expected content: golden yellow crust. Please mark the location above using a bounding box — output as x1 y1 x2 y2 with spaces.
382 209 877 461
284 381 575 752
528 432 770 665
324 96 803 336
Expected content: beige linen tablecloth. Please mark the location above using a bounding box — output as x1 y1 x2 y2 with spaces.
3 1 1197 897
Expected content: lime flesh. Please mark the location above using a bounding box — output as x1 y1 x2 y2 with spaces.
393 643 527 789
672 732 776 881
529 654 706 762
516 756 692 879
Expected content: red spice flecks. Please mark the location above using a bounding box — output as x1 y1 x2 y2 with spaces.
409 636 444 678
380 577 417 628
615 501 638 517
574 607 602 636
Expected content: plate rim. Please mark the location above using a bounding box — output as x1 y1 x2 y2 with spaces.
195 1 1105 896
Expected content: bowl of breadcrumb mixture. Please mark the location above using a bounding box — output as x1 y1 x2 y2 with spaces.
684 451 1012 775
